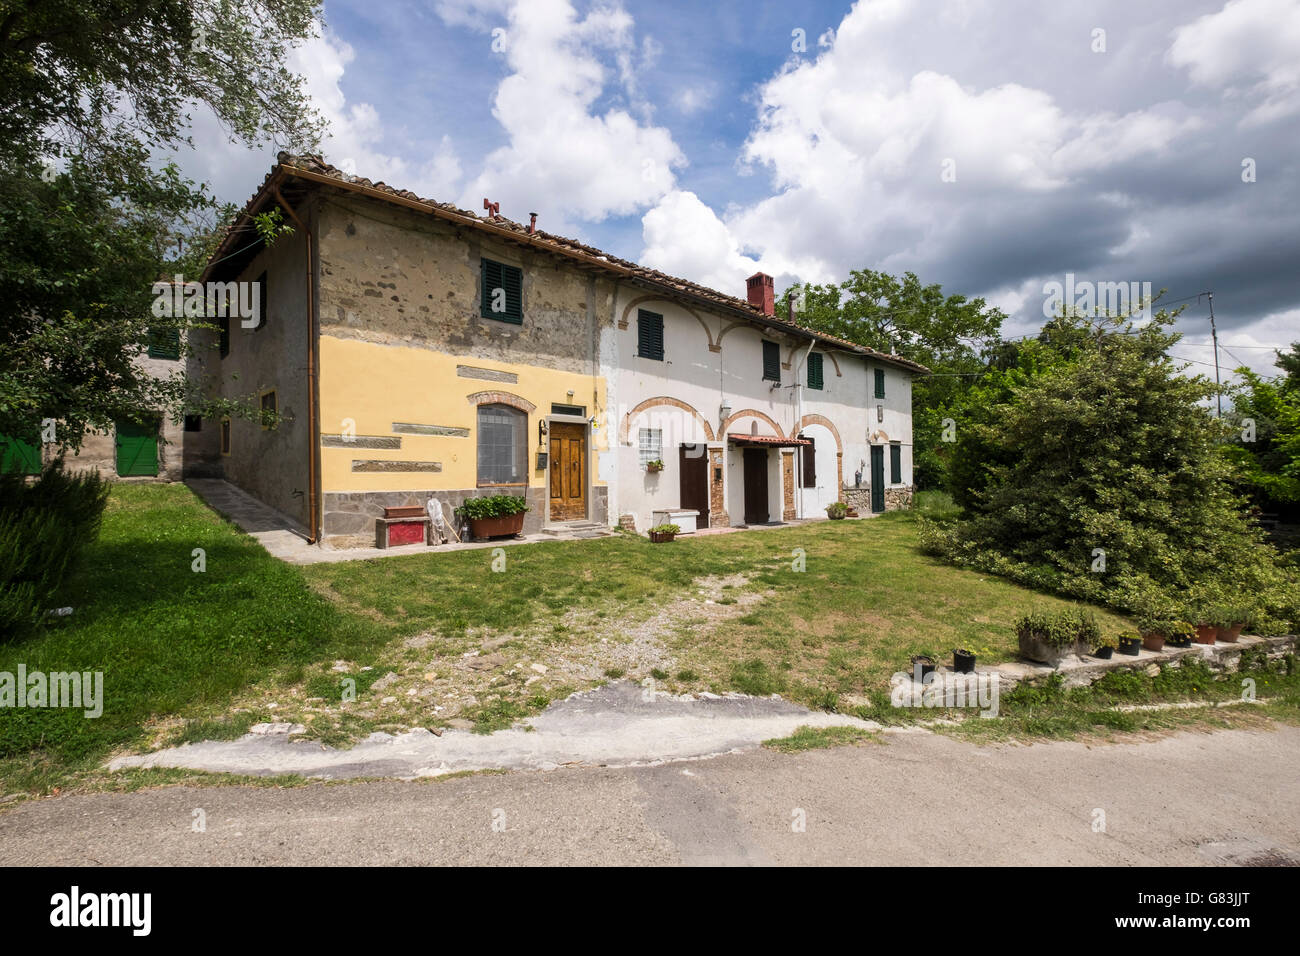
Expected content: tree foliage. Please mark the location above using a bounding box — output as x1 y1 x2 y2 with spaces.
784 269 1005 489
1224 344 1300 510
924 311 1298 633
0 0 322 448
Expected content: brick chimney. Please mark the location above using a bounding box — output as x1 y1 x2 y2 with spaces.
746 272 775 316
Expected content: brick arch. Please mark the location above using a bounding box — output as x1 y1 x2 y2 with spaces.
619 295 716 351
798 413 843 456
720 408 786 439
466 390 536 414
620 396 716 444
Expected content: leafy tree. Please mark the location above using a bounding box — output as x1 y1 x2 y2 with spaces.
1224 345 1300 512
924 311 1298 633
0 0 323 449
784 269 1005 489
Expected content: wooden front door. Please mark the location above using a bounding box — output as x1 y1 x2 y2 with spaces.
870 445 885 513
548 423 587 521
679 444 709 524
743 448 769 524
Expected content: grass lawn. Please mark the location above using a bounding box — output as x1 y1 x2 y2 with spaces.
9 483 1295 798
0 484 387 792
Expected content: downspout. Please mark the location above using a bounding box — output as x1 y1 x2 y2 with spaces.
790 293 814 520
273 186 319 544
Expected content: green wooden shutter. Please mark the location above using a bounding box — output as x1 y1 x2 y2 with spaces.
115 419 159 476
762 340 780 381
147 327 180 360
874 368 886 399
807 352 823 390
481 259 523 324
890 443 901 484
0 432 41 475
637 310 664 360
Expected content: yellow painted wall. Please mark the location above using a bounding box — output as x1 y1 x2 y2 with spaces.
318 335 608 493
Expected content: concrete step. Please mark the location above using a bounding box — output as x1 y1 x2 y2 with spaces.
542 521 609 536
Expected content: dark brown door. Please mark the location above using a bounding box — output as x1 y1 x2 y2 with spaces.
743 448 769 524
679 443 709 524
549 423 587 521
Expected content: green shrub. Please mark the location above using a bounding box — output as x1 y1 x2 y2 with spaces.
455 494 529 520
1014 609 1094 649
0 460 109 640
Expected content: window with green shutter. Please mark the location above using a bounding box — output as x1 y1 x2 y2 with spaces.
762 340 780 382
890 443 901 484
874 368 886 399
0 431 41 475
807 352 823 390
147 326 180 360
480 258 523 324
637 310 664 360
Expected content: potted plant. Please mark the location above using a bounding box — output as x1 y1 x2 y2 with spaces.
645 459 664 473
1216 604 1248 643
825 501 849 520
1165 620 1195 649
1092 634 1118 660
845 507 859 518
455 494 529 540
953 647 977 673
1135 612 1168 651
1015 609 1091 667
1185 588 1220 645
910 654 936 681
1117 630 1142 656
648 522 679 543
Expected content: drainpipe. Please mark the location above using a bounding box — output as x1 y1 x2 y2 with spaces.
790 293 814 520
273 186 319 544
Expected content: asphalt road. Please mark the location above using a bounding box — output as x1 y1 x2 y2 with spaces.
3 725 1299 866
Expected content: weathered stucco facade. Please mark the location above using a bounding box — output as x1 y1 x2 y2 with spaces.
145 153 927 548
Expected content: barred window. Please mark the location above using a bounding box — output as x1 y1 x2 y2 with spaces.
477 404 527 484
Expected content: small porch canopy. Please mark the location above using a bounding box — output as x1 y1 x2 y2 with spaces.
727 433 810 447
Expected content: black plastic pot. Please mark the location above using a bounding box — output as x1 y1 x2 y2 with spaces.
953 649 976 673
1118 637 1141 657
1168 636 1192 649
910 655 936 681
1093 645 1114 660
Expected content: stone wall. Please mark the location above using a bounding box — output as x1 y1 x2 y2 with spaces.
885 486 914 510
322 486 608 549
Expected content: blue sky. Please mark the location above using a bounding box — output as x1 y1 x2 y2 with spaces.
184 0 1300 379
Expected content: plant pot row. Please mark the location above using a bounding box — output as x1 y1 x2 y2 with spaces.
910 648 979 678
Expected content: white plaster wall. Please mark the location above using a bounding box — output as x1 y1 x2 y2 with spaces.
609 287 916 529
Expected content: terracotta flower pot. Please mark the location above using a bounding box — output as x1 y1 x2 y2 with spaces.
1193 624 1217 645
649 531 676 543
1216 624 1243 643
467 512 526 540
1141 632 1166 652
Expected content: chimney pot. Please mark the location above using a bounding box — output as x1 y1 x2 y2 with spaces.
746 272 775 316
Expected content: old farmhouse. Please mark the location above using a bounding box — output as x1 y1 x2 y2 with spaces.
5 154 928 548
